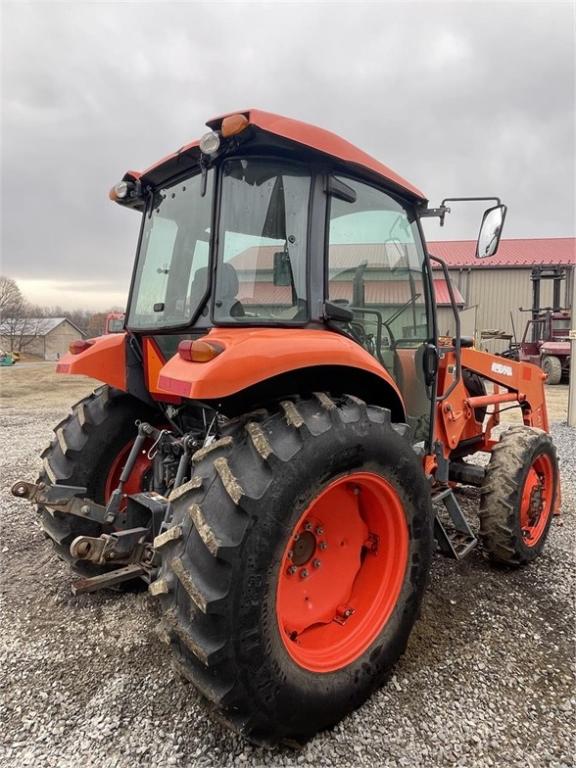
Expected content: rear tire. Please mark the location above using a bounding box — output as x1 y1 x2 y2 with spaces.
152 394 433 746
38 385 157 578
541 355 562 385
479 426 558 565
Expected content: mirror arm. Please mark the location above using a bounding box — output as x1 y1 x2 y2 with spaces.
440 196 502 207
418 204 451 226
419 197 503 227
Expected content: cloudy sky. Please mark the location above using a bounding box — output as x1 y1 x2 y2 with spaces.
2 0 574 310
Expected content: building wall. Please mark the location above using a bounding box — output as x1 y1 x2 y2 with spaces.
0 322 83 360
44 322 83 361
438 267 571 354
0 334 44 356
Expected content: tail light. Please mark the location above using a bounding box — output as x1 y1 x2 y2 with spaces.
69 339 95 355
178 339 224 362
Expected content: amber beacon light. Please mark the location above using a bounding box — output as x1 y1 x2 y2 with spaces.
220 113 249 138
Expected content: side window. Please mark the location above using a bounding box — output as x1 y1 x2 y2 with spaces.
128 171 214 330
328 177 432 437
328 178 429 353
132 218 178 318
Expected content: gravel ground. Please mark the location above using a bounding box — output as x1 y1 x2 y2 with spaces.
1 391 575 768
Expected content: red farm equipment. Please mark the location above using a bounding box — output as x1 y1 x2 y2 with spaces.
104 311 125 334
502 268 571 384
12 110 561 746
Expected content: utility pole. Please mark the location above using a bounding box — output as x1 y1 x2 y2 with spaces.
568 265 576 427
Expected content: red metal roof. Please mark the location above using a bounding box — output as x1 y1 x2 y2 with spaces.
238 278 462 307
233 244 423 272
433 279 465 305
428 238 575 269
140 110 426 200
231 239 575 275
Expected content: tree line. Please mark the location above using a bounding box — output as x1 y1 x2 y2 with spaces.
0 276 124 352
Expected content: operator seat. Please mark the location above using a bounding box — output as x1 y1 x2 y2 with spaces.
188 263 244 318
216 263 245 318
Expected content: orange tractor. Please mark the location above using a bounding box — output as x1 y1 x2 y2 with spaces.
104 311 126 334
12 110 560 746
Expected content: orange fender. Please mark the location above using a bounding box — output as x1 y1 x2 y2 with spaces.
56 332 127 391
157 327 404 404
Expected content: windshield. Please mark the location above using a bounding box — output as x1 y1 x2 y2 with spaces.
214 159 311 323
127 170 214 329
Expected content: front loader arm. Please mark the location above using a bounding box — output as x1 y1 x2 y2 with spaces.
435 346 549 456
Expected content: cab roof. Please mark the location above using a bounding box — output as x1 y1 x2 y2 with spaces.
131 109 426 202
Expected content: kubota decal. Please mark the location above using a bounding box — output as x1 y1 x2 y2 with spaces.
491 361 513 377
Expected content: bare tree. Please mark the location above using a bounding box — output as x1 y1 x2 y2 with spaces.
0 277 48 352
1 277 123 352
0 276 24 320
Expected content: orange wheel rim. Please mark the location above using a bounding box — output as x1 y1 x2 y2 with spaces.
276 472 409 673
519 453 554 547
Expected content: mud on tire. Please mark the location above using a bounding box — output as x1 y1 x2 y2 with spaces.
479 425 559 566
152 394 433 746
38 385 158 578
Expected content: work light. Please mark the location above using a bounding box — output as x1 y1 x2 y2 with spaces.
199 131 221 155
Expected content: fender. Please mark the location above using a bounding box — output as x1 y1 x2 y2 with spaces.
157 327 404 406
56 327 405 415
56 332 127 391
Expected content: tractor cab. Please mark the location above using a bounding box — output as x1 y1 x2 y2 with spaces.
113 111 504 444
125 148 434 436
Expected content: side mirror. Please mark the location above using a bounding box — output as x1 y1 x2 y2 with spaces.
476 204 507 259
273 251 292 286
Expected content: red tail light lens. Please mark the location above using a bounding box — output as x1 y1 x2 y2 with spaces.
69 339 95 355
178 339 223 362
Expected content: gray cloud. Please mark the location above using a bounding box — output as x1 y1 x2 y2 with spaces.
1 1 574 308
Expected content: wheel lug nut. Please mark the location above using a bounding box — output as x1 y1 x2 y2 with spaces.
300 568 309 579
319 541 327 550
288 550 294 560
316 526 324 535
313 559 321 569
304 522 312 531
287 565 297 575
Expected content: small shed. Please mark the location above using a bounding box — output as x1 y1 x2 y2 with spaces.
0 317 85 361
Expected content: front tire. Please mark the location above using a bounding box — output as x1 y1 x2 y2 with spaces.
479 426 558 565
152 394 433 746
